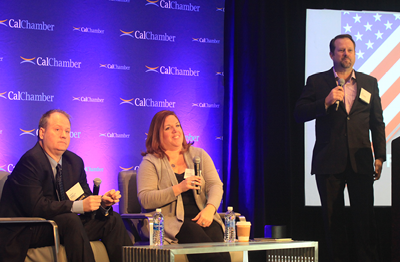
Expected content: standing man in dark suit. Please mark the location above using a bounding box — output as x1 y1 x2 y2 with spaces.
294 34 386 262
0 109 133 262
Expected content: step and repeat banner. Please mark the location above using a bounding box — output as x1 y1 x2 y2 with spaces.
0 0 225 195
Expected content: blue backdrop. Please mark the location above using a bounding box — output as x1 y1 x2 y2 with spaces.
0 0 225 205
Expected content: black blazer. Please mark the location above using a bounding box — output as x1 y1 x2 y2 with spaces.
294 68 386 175
0 142 93 261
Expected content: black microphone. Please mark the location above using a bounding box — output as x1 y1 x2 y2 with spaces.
93 177 101 195
193 156 201 195
92 178 102 219
336 78 345 111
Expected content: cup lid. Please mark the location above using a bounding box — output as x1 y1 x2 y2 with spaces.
236 221 251 226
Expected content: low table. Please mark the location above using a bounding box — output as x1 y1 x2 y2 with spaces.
123 240 318 262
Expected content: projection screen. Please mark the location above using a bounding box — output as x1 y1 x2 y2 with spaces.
305 9 400 206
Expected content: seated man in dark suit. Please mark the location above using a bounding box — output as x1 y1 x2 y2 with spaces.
0 109 133 262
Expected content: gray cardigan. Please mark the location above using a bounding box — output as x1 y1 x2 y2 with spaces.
137 146 225 243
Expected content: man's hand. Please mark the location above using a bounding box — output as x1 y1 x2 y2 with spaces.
325 86 344 108
101 189 121 208
83 195 102 212
374 159 383 181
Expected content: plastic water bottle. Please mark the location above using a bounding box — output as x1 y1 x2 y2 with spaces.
224 206 236 242
153 208 164 246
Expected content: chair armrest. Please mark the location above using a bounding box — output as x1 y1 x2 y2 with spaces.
0 217 60 262
120 214 154 245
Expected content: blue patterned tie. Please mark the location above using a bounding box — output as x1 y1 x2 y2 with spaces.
56 164 66 201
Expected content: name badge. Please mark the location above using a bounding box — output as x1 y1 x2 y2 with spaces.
66 182 84 201
184 168 195 179
360 88 371 104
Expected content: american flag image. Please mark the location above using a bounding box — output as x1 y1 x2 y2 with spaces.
342 11 400 142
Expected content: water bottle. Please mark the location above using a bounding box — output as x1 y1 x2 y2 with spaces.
224 206 236 242
153 208 164 246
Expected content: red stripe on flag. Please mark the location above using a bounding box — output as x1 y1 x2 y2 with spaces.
370 42 400 81
380 77 400 111
385 111 400 142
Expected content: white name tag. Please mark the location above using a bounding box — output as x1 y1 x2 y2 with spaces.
66 182 84 201
184 168 195 179
360 88 371 104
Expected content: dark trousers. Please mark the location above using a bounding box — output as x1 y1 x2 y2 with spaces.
176 219 231 262
30 212 133 262
316 162 378 262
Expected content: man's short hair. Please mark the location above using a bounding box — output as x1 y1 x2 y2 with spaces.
329 34 356 54
38 109 71 138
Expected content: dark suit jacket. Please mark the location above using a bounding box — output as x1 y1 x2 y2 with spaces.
0 142 94 261
294 68 386 175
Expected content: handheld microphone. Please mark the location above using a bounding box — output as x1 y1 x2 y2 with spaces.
92 178 102 219
193 156 201 195
93 178 102 195
336 78 345 111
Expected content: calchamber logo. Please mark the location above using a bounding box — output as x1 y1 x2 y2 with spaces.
145 0 200 12
1 90 54 102
120 166 140 171
70 131 82 138
120 166 133 171
73 27 104 34
17 128 80 138
145 65 200 76
120 30 176 42
192 102 220 108
85 167 104 172
185 133 199 142
1 18 55 31
0 164 14 173
20 128 37 136
20 56 82 68
120 97 176 108
192 38 220 44
73 96 104 103
100 63 130 70
99 132 130 138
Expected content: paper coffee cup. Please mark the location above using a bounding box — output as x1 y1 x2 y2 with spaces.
236 221 251 242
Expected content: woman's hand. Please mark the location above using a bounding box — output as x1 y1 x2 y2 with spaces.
173 176 202 196
192 204 216 227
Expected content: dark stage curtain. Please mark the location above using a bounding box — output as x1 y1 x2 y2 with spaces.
222 0 399 261
223 0 302 238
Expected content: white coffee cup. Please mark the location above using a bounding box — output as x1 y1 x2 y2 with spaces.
236 221 251 242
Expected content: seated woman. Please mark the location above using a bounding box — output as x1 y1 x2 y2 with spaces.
137 110 231 262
